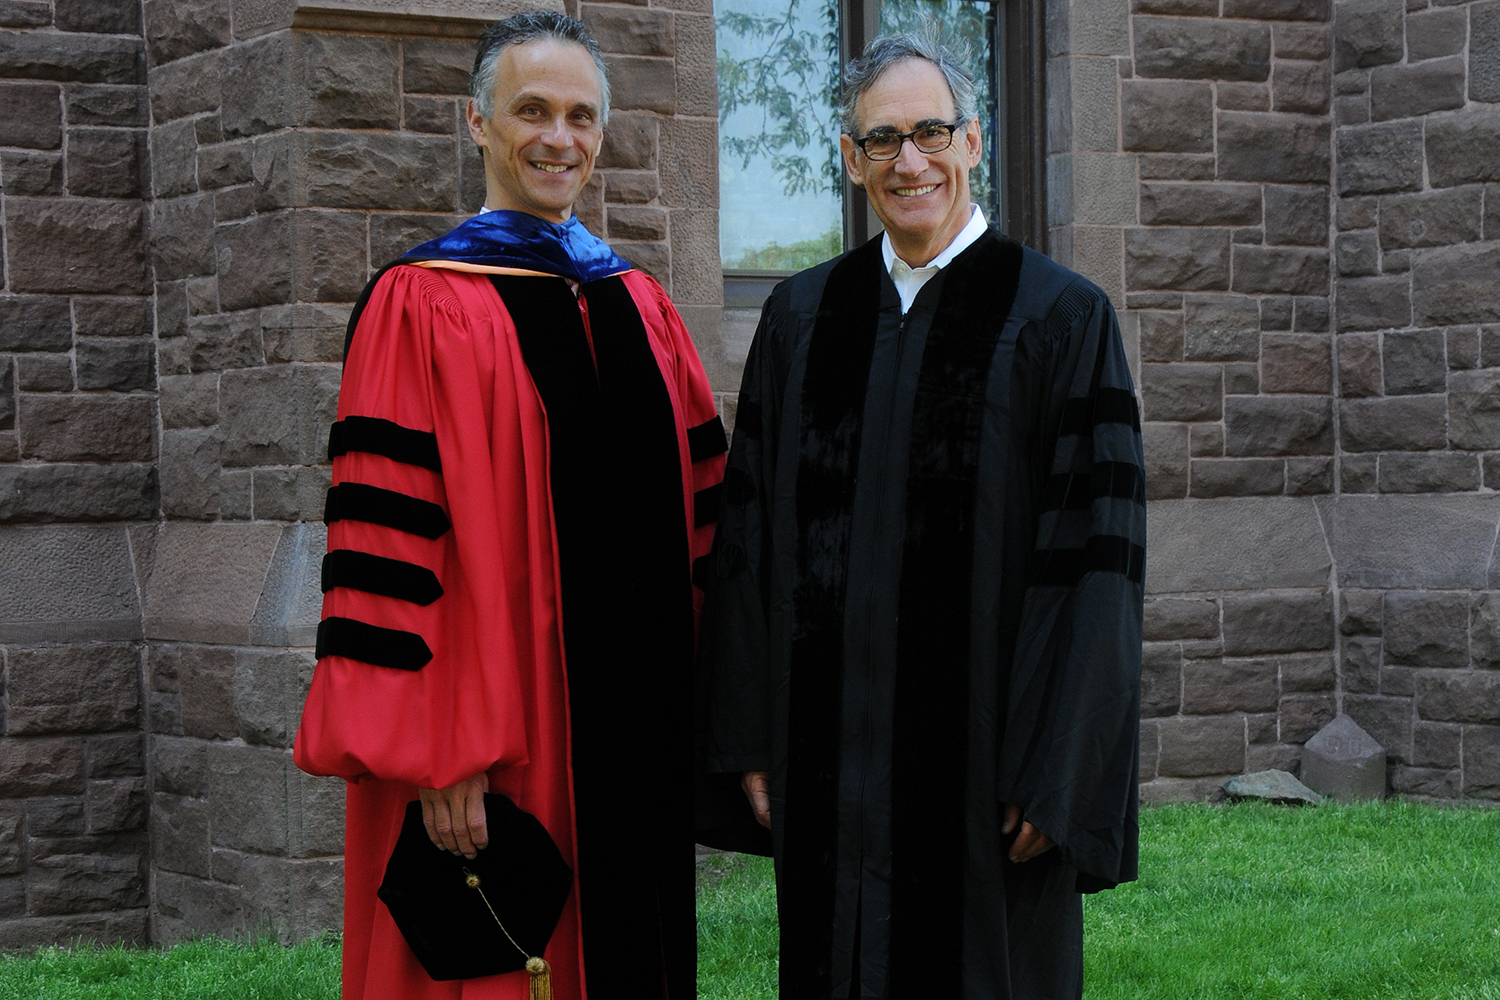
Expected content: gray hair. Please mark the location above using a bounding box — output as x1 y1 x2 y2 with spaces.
470 12 611 124
838 31 977 136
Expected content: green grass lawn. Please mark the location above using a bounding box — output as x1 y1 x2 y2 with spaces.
2 801 1496 999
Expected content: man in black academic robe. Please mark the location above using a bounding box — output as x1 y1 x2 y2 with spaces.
699 31 1146 1000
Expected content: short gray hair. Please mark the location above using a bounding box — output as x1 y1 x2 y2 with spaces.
470 12 611 124
839 31 977 136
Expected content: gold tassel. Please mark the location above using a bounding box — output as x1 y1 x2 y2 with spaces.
526 957 552 1000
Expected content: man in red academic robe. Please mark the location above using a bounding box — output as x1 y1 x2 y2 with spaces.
294 13 725 999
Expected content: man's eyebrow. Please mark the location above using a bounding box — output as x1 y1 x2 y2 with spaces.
863 116 951 135
508 92 600 115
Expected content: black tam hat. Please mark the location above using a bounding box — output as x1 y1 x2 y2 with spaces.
377 793 573 983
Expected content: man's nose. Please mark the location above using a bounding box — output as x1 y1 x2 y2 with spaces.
893 137 927 173
540 114 574 147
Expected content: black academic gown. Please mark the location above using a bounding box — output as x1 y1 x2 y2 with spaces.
699 230 1146 1000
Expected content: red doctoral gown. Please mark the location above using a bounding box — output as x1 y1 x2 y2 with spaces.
294 260 725 1000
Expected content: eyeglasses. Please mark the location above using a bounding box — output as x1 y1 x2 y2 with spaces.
851 120 965 161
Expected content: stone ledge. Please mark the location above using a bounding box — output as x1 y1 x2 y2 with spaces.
143 523 285 645
1316 493 1500 590
239 0 563 39
1146 497 1332 594
0 526 143 643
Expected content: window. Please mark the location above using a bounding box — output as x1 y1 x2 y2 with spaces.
715 0 1044 301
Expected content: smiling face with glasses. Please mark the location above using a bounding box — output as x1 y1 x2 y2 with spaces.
839 58 984 268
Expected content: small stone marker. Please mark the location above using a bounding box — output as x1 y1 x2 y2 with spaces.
1222 769 1324 805
1300 714 1387 802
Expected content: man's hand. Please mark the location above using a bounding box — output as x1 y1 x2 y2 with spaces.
1002 803 1055 863
419 772 490 859
742 771 771 829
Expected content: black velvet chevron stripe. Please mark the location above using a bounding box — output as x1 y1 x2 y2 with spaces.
324 482 451 539
328 416 442 472
1058 387 1141 435
321 549 443 606
687 417 728 462
316 616 433 670
1040 460 1147 512
1032 534 1146 586
694 482 723 527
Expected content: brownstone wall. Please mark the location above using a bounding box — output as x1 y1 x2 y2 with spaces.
0 0 154 950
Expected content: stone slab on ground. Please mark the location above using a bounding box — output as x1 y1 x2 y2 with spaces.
1301 713 1388 801
1223 768 1324 804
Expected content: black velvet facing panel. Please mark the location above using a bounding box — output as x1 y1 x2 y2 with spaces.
1031 535 1146 587
321 549 444 606
687 416 728 462
324 482 451 540
316 616 433 670
782 237 885 999
693 483 722 528
490 273 696 1000
887 236 1023 995
328 416 442 472
692 554 712 591
1040 460 1146 512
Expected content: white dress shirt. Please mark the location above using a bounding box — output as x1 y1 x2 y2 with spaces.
881 204 989 314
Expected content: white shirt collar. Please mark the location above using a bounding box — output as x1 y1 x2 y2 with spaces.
881 205 988 314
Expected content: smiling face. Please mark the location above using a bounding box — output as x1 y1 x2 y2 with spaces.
839 58 983 267
466 38 605 224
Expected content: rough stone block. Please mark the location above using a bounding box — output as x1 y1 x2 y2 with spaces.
1334 275 1409 331
1295 295 1330 333
148 47 222 123
1139 310 1184 362
1473 2 1500 103
0 81 61 149
187 312 265 372
25 797 85 839
1286 456 1333 494
1261 334 1331 394
1472 592 1500 667
1280 693 1337 741
74 296 150 339
1411 721 1461 768
0 1 51 27
1141 363 1223 421
4 199 150 295
598 111 657 170
18 395 154 463
151 736 208 797
0 737 85 797
143 0 229 67
209 744 288 854
1327 493 1500 588
1182 295 1259 361
1218 114 1331 186
0 464 157 524
1274 23 1332 59
1369 56 1465 122
28 849 147 917
1417 670 1500 725
603 169 658 204
1383 590 1470 667
0 28 144 85
152 793 209 878
1222 591 1333 654
1344 693 1414 761
657 115 714 211
1121 81 1213 152
219 364 340 467
1273 60 1331 114
1283 652 1337 692
1334 0 1405 70
233 648 307 748
1 148 63 195
1134 16 1270 80
402 37 470 94
1342 454 1378 492
605 54 674 113
75 339 153 393
1339 395 1446 452
1377 187 1486 251
1425 112 1500 189
1462 725 1500 799
1336 121 1422 195
1158 715 1246 777
583 3 673 55
1379 452 1479 492
0 295 70 352
1449 327 1480 370
1126 228 1230 291
66 127 147 200
1382 329 1446 395
88 733 144 780
299 33 399 130
1224 396 1333 456
1300 713 1387 799
1145 598 1220 641
159 372 219 430
64 83 146 128
288 770 345 859
1184 659 1279 712
1139 182 1261 226
1190 424 1224 457
159 427 223 520
89 777 148 834
1231 246 1329 296
220 33 293 137
1264 186 1330 247
1412 244 1500 326
5 644 142 735
304 133 457 212
1144 422 1189 499
1191 458 1285 496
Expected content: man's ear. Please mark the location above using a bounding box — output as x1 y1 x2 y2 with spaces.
963 118 983 169
465 98 488 148
839 134 866 189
